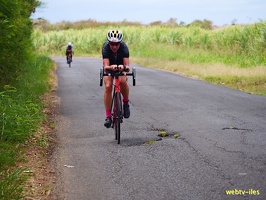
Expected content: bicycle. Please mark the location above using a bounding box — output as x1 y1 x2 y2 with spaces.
67 53 72 67
100 66 136 144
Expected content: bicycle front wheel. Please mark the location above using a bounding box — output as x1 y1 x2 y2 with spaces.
114 92 122 144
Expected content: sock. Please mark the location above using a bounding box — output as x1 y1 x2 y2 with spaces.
123 98 129 105
106 109 111 118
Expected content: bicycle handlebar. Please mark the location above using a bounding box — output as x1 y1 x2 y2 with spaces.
103 71 133 77
100 67 136 86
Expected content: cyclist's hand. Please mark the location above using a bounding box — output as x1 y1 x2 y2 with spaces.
117 65 125 71
111 65 118 71
123 65 130 72
109 65 129 72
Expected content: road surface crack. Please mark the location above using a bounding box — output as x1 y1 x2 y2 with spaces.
222 127 252 131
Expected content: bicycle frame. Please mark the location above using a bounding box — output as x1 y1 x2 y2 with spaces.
111 75 123 119
114 76 121 93
111 76 123 143
100 68 136 144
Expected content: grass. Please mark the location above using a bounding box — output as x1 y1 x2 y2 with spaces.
0 55 54 199
0 169 27 200
32 22 266 95
33 23 266 65
132 56 266 95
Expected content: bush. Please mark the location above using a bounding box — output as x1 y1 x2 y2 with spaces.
0 0 41 86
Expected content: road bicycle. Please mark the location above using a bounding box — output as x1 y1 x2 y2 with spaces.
100 66 136 144
67 53 72 67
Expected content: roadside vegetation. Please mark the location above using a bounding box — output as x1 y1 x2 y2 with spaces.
0 0 55 199
33 20 266 95
0 56 54 199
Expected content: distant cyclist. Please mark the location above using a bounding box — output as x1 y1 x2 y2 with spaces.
66 42 74 63
102 30 130 128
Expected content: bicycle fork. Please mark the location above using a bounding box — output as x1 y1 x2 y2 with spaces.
111 78 123 128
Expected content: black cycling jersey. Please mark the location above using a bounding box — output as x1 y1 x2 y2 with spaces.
102 41 129 65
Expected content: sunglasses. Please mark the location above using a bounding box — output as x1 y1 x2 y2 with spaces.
109 42 120 46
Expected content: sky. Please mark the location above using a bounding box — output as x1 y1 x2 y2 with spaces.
32 0 266 26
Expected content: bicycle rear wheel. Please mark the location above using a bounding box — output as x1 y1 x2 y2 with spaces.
113 92 122 144
67 55 72 67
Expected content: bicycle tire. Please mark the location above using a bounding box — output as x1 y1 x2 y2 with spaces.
132 67 136 86
67 54 72 67
114 92 122 144
100 67 103 86
67 56 71 67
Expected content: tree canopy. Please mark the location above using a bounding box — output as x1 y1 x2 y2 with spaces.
0 0 41 85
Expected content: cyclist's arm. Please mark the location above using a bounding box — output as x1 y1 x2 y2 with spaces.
123 57 130 71
103 58 130 71
103 58 120 71
103 58 113 71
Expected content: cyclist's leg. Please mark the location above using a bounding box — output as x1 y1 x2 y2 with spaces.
104 76 113 127
119 76 130 118
66 50 68 61
104 76 113 110
119 76 129 99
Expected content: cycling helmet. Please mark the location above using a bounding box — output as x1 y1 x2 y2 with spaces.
68 42 72 46
107 30 123 42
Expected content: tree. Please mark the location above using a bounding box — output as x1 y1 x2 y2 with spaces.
179 21 186 26
149 20 163 26
0 0 41 85
163 18 178 27
231 19 237 25
188 19 213 30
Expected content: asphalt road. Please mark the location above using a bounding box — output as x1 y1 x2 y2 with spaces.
53 57 266 200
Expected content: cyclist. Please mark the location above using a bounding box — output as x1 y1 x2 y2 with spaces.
102 30 130 128
66 42 74 63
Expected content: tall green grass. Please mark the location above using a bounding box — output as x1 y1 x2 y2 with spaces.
0 169 27 200
33 22 266 95
0 55 53 199
33 22 266 67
